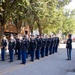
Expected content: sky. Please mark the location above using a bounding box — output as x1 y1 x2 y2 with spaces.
65 0 75 10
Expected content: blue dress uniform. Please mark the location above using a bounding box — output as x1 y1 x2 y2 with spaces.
30 38 37 61
52 38 56 54
35 37 42 59
8 39 16 62
66 35 72 60
54 37 57 53
17 39 22 60
28 38 31 55
49 38 53 55
1 39 7 61
41 38 46 57
55 37 59 53
26 38 29 58
15 38 19 55
45 38 50 56
21 38 28 64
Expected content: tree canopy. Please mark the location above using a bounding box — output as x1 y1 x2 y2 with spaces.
0 0 75 36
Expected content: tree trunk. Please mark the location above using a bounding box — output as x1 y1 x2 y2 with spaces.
1 1 6 35
1 20 5 34
0 23 2 46
37 22 42 36
17 20 22 34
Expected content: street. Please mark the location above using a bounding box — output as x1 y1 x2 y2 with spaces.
0 43 75 75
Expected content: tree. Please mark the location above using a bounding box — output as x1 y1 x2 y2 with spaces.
62 9 75 35
0 0 73 36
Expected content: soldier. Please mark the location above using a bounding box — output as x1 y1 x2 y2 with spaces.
66 34 72 60
57 37 59 52
1 35 8 61
35 35 42 59
30 35 37 62
25 35 30 58
49 37 53 55
17 34 22 60
41 35 46 57
45 35 49 56
52 36 56 54
21 35 28 64
54 37 57 53
15 35 19 55
27 35 31 55
55 37 59 53
8 34 16 62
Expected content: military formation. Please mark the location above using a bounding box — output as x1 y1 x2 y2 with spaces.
1 34 59 64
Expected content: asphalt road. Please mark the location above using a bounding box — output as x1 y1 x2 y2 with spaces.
0 43 75 75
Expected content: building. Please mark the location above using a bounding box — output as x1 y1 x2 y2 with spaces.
20 25 30 36
4 23 30 39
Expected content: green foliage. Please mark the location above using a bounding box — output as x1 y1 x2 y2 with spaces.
1 0 75 35
62 10 75 35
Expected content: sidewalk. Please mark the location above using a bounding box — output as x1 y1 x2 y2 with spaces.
0 47 75 75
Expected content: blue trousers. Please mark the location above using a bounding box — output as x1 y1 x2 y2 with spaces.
45 47 49 56
30 50 35 61
53 46 55 54
9 50 14 62
49 46 52 54
26 52 28 58
67 48 72 60
15 49 18 55
22 50 26 64
41 47 45 57
55 45 58 53
1 48 5 61
36 49 40 59
18 49 21 60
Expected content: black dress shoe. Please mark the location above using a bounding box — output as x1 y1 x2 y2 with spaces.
21 63 25 65
9 61 13 62
66 59 69 60
17 59 21 60
23 63 25 65
1 60 5 61
38 58 40 60
30 60 34 62
68 59 71 60
14 54 17 55
21 63 23 64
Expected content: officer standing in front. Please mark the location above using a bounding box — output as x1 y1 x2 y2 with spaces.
8 34 16 62
66 34 72 60
1 35 8 61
